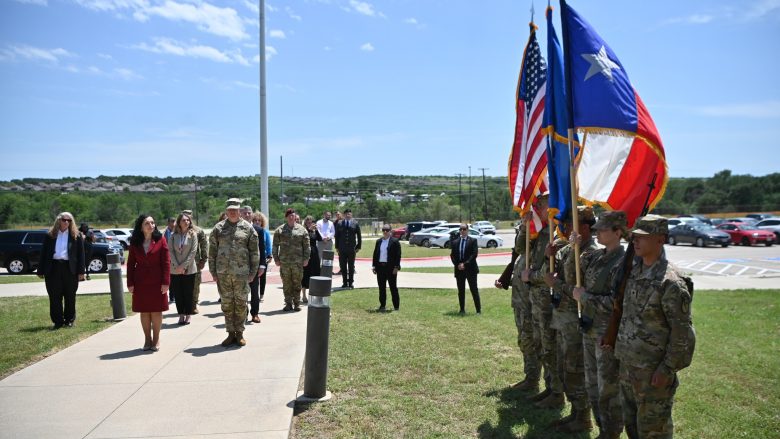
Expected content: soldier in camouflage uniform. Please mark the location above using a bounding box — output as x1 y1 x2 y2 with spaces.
181 209 208 314
495 221 541 392
614 215 696 439
208 199 260 347
573 211 627 439
542 206 599 432
273 208 310 312
521 193 564 407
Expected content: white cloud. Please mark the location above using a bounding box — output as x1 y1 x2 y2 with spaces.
360 42 374 52
404 17 418 25
133 38 244 64
265 45 277 60
266 3 278 13
744 0 780 20
286 6 301 21
114 67 143 80
323 46 332 51
349 0 375 16
234 80 259 90
74 0 249 41
0 44 75 63
97 53 114 60
694 101 780 119
661 14 714 25
13 0 48 5
87 65 104 74
269 29 286 39
242 0 259 14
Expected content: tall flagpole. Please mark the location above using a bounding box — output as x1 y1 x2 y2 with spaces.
259 0 269 217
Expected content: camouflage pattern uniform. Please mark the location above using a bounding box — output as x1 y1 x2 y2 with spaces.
192 224 208 311
547 228 600 417
511 224 540 384
272 222 310 309
527 222 563 398
615 215 696 439
208 216 260 335
580 211 627 437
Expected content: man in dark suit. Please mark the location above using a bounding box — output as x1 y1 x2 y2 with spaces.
335 209 361 288
450 223 481 315
372 224 402 311
37 212 86 329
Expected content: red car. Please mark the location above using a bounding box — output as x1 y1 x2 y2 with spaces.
716 222 775 246
392 227 406 240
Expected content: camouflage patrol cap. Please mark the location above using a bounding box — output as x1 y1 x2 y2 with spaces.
594 210 627 230
630 214 668 235
225 198 242 210
577 205 595 223
181 209 193 216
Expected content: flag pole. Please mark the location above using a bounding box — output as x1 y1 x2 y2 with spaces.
559 0 582 318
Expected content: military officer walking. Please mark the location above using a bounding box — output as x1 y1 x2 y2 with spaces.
573 210 627 439
273 208 310 311
208 199 261 347
614 215 696 439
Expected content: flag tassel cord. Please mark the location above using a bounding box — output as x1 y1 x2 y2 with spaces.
568 127 583 319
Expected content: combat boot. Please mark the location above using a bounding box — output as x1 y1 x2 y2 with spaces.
221 332 236 347
283 303 292 312
549 409 576 427
527 387 551 402
556 407 593 433
235 332 246 346
534 392 564 409
514 377 540 392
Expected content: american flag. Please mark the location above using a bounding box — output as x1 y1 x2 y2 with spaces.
508 26 548 235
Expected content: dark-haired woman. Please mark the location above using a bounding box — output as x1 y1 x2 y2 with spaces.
168 213 198 325
300 215 321 304
127 214 170 352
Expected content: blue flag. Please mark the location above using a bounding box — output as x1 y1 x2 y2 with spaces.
543 6 578 222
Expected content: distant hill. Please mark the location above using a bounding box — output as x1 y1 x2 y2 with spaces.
1 170 777 228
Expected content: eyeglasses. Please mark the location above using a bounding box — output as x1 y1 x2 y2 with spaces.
459 227 468 230
61 218 72 223
382 229 391 232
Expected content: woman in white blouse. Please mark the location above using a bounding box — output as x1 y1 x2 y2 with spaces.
168 212 199 325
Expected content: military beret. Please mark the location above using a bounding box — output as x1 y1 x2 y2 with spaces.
631 214 668 235
594 210 627 230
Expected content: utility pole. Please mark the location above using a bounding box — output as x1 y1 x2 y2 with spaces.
456 173 465 223
259 0 269 217
479 167 489 219
468 166 472 224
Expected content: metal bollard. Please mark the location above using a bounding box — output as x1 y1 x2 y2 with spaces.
107 253 126 321
320 249 334 278
300 276 332 401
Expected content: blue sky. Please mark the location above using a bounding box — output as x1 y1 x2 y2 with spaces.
1 0 778 180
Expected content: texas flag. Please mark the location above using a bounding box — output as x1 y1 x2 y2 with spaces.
560 1 668 227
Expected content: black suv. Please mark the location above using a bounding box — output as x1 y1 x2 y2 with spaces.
0 230 124 275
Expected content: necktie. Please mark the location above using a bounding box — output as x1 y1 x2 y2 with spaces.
460 238 466 261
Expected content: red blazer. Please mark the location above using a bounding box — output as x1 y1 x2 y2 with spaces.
127 238 171 293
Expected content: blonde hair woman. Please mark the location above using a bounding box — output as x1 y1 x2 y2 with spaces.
249 211 271 319
37 212 86 329
168 213 199 325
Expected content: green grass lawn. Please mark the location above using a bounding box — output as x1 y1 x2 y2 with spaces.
356 243 508 259
292 289 780 439
0 293 133 379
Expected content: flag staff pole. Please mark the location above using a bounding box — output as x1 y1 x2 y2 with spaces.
559 0 582 317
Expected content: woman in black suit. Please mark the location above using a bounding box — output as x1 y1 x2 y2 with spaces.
37 212 86 329
301 215 322 304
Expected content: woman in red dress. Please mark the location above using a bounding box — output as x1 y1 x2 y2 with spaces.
127 214 170 352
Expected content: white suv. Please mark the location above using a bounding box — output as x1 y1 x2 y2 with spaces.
471 221 496 235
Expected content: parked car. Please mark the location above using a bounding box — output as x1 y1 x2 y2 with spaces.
710 218 726 227
391 227 407 240
471 221 497 234
667 224 731 247
755 218 780 240
0 229 124 274
746 213 774 221
726 217 759 227
668 217 704 229
100 228 132 249
716 223 775 246
430 228 503 249
404 221 441 240
409 227 452 247
678 214 711 225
